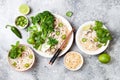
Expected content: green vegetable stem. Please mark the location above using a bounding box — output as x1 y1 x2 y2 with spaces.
5 25 22 39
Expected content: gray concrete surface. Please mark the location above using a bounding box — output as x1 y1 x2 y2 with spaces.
0 0 120 80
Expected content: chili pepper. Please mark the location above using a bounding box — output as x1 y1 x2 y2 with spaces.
5 25 22 39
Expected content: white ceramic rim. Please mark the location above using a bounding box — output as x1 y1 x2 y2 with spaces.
76 21 110 55
15 15 29 29
8 44 35 71
30 14 74 58
64 51 84 71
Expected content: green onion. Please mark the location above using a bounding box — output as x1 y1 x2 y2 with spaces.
58 23 63 27
56 31 60 36
82 38 87 42
61 34 66 39
24 63 30 68
12 62 17 67
94 37 98 42
66 11 73 17
29 54 33 59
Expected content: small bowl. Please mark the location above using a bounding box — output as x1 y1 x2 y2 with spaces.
15 15 29 29
64 51 84 71
76 21 110 55
8 44 35 71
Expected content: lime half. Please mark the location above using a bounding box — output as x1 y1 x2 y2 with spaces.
19 4 30 15
98 53 111 64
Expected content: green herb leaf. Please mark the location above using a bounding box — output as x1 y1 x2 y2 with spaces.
47 37 58 47
9 41 25 59
93 21 112 45
95 20 103 28
27 11 55 49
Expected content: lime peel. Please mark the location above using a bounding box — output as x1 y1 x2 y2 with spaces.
98 53 111 64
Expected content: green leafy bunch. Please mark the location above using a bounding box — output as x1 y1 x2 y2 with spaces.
27 11 58 50
93 21 112 45
9 41 25 59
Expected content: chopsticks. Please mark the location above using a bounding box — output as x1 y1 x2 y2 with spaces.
49 28 74 65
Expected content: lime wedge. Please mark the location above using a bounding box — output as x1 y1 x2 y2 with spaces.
19 4 30 15
82 24 91 31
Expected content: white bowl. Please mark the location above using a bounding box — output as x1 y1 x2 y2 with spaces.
64 51 84 71
8 44 35 71
76 21 110 55
30 14 74 58
15 15 29 29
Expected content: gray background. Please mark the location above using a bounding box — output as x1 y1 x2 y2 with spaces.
0 0 120 80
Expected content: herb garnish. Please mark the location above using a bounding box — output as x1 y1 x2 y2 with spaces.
93 21 112 45
9 41 25 59
47 37 58 48
27 11 58 50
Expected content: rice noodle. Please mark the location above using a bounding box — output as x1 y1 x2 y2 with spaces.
80 24 100 51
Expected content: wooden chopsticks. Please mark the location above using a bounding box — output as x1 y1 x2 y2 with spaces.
49 28 74 65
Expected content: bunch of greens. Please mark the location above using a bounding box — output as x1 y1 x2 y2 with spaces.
47 37 58 48
9 41 25 59
93 21 112 45
27 11 58 50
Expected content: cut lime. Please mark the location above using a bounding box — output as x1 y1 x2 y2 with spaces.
19 4 30 15
98 53 111 64
82 24 91 31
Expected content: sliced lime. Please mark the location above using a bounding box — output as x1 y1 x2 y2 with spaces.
19 4 30 15
82 24 91 31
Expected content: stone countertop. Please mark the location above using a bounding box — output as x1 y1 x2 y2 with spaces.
0 0 120 80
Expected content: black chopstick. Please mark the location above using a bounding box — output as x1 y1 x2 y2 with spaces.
49 28 74 65
49 48 62 65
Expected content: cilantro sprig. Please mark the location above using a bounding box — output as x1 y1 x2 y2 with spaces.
27 11 58 50
93 21 112 45
9 41 25 59
47 37 58 48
